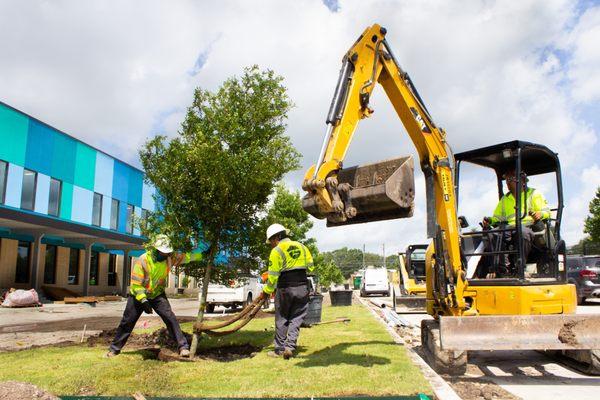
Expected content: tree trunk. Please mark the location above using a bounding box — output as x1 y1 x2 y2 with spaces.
190 250 215 357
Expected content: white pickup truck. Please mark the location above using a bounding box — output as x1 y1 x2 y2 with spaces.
203 275 259 313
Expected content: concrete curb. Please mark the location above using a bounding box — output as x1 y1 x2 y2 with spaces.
357 297 461 400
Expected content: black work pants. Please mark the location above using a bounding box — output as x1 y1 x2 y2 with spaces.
274 284 309 353
109 294 188 353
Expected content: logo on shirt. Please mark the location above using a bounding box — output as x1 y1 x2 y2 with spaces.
287 245 302 259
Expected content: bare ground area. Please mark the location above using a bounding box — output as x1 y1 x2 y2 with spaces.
0 381 59 400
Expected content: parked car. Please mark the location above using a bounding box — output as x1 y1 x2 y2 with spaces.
360 266 390 297
203 275 259 313
566 254 600 305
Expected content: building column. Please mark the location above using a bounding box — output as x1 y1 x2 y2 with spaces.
29 233 44 291
121 250 130 297
82 242 93 296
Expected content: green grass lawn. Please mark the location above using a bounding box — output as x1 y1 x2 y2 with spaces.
0 303 431 398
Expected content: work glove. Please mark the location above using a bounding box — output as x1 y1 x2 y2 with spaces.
140 299 153 314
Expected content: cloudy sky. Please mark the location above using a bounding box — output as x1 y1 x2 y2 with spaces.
1 0 599 255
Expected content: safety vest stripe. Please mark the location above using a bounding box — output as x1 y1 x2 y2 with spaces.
268 271 280 277
282 266 307 272
274 247 287 269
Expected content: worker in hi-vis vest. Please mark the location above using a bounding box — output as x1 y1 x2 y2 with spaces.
482 169 550 278
259 224 314 359
106 235 201 358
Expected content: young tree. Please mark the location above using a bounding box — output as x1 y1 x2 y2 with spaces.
140 66 300 356
585 187 600 243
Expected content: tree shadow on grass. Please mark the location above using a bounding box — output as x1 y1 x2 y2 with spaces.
295 341 393 368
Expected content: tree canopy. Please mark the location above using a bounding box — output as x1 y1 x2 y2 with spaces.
584 187 600 244
139 66 300 355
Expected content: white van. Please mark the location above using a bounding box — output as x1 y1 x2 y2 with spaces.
360 266 390 297
203 275 259 313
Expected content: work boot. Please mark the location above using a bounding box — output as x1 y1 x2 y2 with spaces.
104 351 119 358
179 348 191 358
282 349 294 360
267 350 283 358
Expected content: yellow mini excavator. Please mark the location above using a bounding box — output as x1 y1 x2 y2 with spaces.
302 23 600 374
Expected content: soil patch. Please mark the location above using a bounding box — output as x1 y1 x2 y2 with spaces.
558 321 579 346
0 381 59 400
446 377 520 400
88 328 263 361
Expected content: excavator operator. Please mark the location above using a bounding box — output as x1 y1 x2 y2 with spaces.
481 169 551 278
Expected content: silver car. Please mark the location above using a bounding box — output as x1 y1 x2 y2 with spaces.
566 255 600 304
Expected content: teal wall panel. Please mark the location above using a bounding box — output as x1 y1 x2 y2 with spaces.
51 132 76 183
60 182 73 220
25 119 54 175
0 103 28 166
74 142 96 190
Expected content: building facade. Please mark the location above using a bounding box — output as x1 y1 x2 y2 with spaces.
0 101 164 297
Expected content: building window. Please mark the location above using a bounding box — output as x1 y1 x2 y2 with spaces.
108 254 117 286
92 193 103 226
48 178 61 217
20 169 37 211
110 199 119 230
43 245 57 284
140 209 149 231
0 160 8 204
15 241 31 284
90 251 99 286
68 248 80 285
126 204 134 234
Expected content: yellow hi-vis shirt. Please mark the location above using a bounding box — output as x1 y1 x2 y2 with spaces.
130 251 202 301
490 187 550 226
263 238 314 295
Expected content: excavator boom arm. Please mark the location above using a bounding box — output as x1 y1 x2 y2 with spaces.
302 24 466 315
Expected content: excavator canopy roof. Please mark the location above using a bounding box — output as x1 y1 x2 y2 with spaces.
454 140 560 177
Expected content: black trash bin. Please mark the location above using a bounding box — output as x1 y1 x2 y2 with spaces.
329 290 353 306
302 294 323 327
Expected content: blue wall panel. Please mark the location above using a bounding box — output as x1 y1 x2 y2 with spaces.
4 163 24 208
34 173 50 215
25 119 54 176
117 201 128 232
51 133 76 183
101 194 112 229
127 169 143 207
94 152 114 196
71 186 93 224
112 160 129 203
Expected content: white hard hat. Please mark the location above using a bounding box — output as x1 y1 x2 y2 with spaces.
266 223 289 243
153 234 173 253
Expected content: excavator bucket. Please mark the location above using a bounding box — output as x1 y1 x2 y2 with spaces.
303 156 415 227
439 314 600 351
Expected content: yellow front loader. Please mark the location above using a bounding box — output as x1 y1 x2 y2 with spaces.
302 23 600 374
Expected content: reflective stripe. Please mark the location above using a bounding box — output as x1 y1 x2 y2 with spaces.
284 266 307 272
274 247 287 269
268 271 280 277
134 289 146 294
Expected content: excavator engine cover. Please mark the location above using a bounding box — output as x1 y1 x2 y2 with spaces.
303 156 415 226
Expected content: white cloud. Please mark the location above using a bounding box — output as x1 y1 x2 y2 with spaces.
0 0 598 251
562 5 600 103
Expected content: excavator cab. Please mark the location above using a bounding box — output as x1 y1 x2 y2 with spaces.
454 140 567 286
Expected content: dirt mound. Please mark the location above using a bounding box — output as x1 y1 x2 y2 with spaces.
88 327 192 350
89 328 262 361
0 381 59 400
447 378 519 400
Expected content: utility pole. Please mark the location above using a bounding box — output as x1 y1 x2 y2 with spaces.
362 244 365 269
383 243 386 268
